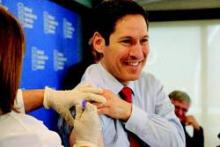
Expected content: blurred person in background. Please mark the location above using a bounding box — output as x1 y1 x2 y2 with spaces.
169 90 204 147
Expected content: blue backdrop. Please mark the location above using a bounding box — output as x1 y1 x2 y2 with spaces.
1 0 82 131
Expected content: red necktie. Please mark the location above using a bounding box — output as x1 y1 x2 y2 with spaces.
120 87 133 103
119 87 139 147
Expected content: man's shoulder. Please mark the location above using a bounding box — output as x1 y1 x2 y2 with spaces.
84 63 99 73
139 72 158 82
133 72 163 89
82 64 99 79
81 63 104 86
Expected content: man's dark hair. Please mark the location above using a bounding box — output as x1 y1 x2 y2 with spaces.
91 0 149 45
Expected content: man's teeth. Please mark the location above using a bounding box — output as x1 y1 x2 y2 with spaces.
127 61 139 66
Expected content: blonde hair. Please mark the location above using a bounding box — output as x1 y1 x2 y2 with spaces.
169 90 191 104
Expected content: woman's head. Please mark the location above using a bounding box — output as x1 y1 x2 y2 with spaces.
0 7 25 114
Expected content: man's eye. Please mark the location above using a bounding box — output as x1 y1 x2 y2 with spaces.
140 38 148 44
120 40 133 46
121 40 131 44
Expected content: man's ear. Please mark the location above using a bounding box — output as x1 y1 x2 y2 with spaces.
92 32 105 54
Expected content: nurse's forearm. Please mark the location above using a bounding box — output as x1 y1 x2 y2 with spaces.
22 89 44 112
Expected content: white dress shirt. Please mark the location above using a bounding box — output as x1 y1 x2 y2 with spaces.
80 63 185 147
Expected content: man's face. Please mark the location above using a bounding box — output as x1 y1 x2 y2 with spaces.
171 99 190 123
100 14 149 85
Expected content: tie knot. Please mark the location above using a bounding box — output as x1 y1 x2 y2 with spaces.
119 87 133 103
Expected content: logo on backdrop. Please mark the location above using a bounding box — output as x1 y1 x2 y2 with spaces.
31 46 49 71
63 18 75 39
53 49 67 71
43 11 58 34
17 2 37 29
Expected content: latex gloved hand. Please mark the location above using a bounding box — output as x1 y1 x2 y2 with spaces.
43 83 106 126
73 103 101 147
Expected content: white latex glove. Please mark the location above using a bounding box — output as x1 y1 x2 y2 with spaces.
73 103 101 147
43 83 106 127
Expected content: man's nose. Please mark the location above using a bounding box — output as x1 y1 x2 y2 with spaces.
129 43 144 58
177 108 185 117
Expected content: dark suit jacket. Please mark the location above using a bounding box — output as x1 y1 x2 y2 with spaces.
182 123 204 147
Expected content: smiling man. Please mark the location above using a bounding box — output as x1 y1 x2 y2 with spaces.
58 0 185 147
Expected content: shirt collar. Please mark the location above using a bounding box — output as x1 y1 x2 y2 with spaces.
97 63 135 95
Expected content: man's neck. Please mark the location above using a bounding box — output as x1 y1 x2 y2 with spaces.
99 62 130 86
